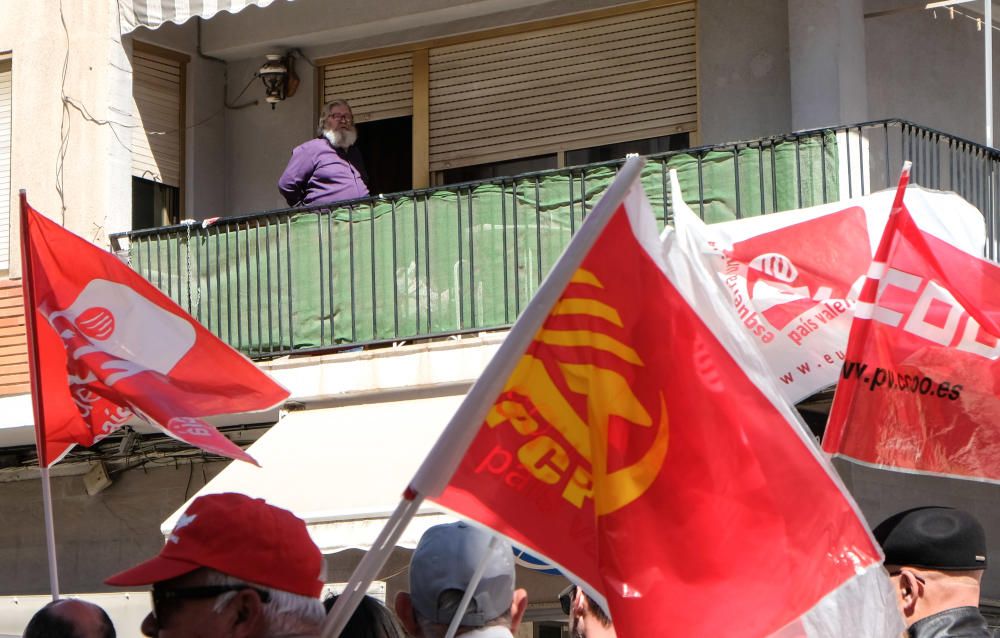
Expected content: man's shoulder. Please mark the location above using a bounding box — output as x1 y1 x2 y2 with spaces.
293 138 330 154
908 606 991 638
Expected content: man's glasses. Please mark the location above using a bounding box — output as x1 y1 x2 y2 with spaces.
558 584 576 615
326 113 353 123
151 584 271 620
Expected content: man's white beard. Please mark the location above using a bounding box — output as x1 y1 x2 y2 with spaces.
323 127 357 149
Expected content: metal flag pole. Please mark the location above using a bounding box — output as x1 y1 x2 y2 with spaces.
19 190 61 600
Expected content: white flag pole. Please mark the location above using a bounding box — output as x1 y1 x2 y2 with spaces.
20 190 61 600
38 466 60 600
321 156 646 638
444 535 500 638
986 0 993 147
321 495 422 638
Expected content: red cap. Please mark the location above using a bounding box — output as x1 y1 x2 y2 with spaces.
105 493 323 598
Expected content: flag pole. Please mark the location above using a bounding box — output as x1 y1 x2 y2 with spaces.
444 535 500 638
321 493 423 638
19 191 60 600
322 156 647 638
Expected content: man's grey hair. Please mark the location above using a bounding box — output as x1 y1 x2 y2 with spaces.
414 589 512 638
202 569 325 636
317 99 353 136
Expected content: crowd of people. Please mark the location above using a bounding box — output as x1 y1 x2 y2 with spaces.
17 492 991 638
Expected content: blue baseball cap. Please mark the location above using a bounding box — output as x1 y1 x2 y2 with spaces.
409 522 515 627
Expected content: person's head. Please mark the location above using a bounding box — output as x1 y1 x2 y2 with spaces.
322 594 405 638
559 585 615 638
317 99 357 149
874 506 987 627
104 493 326 638
23 599 116 638
394 521 527 637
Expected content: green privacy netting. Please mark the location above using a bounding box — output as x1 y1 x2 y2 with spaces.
128 133 838 355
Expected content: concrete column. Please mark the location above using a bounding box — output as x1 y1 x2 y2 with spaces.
787 0 868 131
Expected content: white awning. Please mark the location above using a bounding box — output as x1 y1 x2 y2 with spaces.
119 0 293 34
161 393 465 553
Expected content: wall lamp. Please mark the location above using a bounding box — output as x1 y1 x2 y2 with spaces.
258 52 299 109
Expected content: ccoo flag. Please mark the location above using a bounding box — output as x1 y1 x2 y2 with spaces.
409 163 901 637
823 164 1000 481
674 186 984 404
20 199 289 466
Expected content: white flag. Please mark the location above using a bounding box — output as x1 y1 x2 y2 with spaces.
670 182 985 402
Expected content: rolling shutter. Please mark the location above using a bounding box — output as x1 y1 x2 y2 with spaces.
132 46 184 187
322 53 413 123
0 58 10 270
428 2 697 171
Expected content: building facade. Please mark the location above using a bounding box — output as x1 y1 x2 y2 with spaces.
1 1 999 636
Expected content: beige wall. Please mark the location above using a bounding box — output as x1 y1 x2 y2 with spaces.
865 0 1000 146
0 0 132 275
0 460 227 597
198 0 644 60
697 0 792 144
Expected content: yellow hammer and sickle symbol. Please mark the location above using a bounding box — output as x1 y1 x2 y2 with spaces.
486 269 671 516
559 363 670 516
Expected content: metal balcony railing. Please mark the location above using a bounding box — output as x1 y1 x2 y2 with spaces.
109 119 999 359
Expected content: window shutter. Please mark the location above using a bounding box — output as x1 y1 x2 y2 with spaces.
132 46 184 187
322 53 413 123
428 2 697 171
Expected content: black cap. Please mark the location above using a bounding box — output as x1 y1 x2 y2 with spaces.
873 506 987 571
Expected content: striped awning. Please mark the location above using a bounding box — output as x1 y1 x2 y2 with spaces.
119 0 293 34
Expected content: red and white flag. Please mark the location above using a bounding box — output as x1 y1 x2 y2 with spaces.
408 162 902 637
823 164 1000 481
674 184 985 403
20 199 289 466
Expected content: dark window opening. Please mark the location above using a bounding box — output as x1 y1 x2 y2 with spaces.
534 621 567 638
565 132 690 167
132 177 179 230
440 153 558 185
355 116 413 195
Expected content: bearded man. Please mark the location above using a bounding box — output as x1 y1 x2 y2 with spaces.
278 99 370 207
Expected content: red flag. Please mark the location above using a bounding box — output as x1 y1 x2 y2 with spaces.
823 164 1000 480
413 170 898 637
20 199 288 466
678 186 984 404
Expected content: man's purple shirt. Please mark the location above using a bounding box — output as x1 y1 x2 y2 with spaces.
278 138 370 207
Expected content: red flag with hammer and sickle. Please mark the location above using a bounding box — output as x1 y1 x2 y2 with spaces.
414 173 899 637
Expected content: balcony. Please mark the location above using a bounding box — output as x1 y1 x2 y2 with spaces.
109 119 999 359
